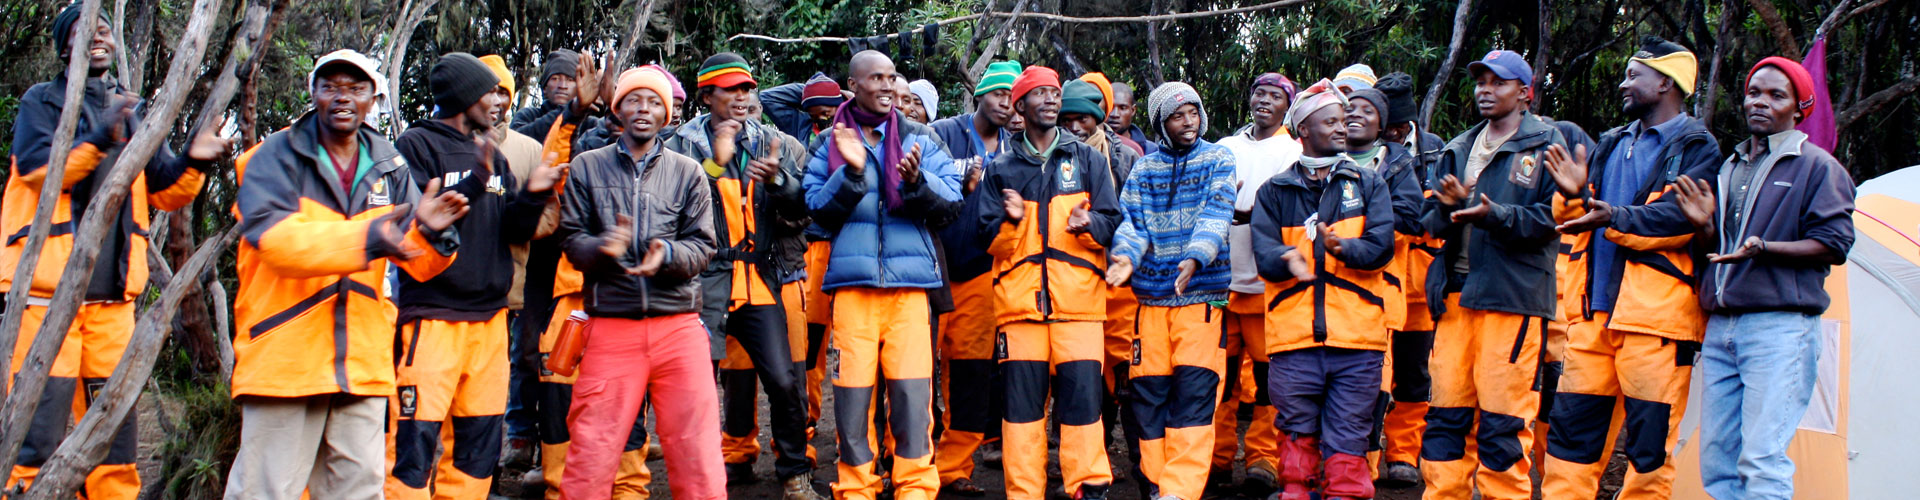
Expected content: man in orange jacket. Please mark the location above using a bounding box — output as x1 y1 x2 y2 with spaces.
3 5 229 498
1251 80 1398 500
224 50 469 499
973 66 1124 500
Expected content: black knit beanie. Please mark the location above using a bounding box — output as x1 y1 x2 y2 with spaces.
1376 72 1418 125
1348 88 1391 126
542 49 580 85
432 53 500 119
52 2 107 60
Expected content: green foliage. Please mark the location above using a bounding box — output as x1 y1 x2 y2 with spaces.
150 346 240 500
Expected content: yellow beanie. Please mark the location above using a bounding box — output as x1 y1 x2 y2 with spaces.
478 54 515 99
1629 37 1698 95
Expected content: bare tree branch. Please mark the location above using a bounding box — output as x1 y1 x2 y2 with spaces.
1815 0 1862 39
1422 0 1477 129
21 229 237 500
616 0 662 67
0 0 225 477
1698 0 1746 130
383 0 440 134
727 0 1312 44
0 0 103 408
1837 74 1920 131
1745 0 1801 56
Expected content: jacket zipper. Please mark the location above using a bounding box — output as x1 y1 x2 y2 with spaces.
1037 152 1057 319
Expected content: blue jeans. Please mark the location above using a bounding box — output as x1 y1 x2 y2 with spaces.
1698 311 1821 500
505 311 538 440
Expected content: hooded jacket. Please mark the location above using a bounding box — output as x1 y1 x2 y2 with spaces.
3 76 207 302
1556 115 1719 340
803 118 963 290
1700 130 1854 314
1109 139 1237 306
975 131 1123 325
394 120 551 323
1254 160 1397 353
557 139 717 319
1421 112 1568 319
231 113 458 398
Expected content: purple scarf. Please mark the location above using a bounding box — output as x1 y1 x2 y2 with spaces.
826 101 905 210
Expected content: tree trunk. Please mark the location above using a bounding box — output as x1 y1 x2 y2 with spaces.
617 0 661 68
1143 0 1167 88
20 229 237 500
1532 0 1551 113
1422 0 1476 129
1697 0 1745 131
384 0 440 133
0 0 105 407
1745 0 1801 56
0 0 225 478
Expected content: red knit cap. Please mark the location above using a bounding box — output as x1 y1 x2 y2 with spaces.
1747 56 1816 113
1011 66 1061 103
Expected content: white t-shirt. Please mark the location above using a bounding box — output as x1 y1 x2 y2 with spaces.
1218 129 1303 295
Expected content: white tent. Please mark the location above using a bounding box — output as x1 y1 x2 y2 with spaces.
1671 166 1920 499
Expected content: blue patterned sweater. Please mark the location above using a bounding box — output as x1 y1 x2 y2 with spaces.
1110 140 1237 306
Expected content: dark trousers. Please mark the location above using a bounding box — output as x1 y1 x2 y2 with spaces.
1268 347 1386 456
720 304 814 479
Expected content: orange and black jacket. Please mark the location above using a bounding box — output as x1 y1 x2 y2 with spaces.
394 120 551 323
231 112 458 398
1556 116 1719 341
1421 113 1568 319
1252 161 1397 353
663 115 810 315
1369 141 1427 331
3 76 206 302
976 132 1122 325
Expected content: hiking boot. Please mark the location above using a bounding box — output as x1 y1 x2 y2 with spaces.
1207 466 1235 490
783 474 826 500
1075 482 1111 500
1244 461 1278 495
1379 460 1421 488
646 442 664 461
941 478 987 497
501 437 536 471
980 441 1003 468
725 462 756 485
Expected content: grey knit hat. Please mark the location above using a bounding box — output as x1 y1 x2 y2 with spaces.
542 49 580 85
1147 81 1206 144
431 53 500 119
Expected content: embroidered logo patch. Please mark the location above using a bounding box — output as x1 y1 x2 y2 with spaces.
368 177 391 206
1059 161 1078 191
398 385 418 418
1510 154 1540 187
1341 181 1362 210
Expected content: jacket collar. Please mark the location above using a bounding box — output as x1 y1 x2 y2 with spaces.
1009 128 1083 165
287 110 403 207
1270 157 1362 190
1735 129 1808 165
1443 111 1556 161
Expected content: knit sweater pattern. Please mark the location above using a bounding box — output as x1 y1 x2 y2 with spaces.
1110 140 1238 306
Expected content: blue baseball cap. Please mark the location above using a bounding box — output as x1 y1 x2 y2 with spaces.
1467 50 1533 86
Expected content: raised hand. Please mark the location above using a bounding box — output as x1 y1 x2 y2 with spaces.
1556 199 1612 234
1106 255 1134 287
600 214 636 259
187 116 235 162
832 123 867 174
1065 201 1093 234
1001 188 1027 221
573 52 603 113
1673 175 1717 230
527 152 569 193
745 133 782 183
712 118 742 165
1450 194 1496 224
372 207 424 260
1709 236 1764 263
898 143 923 183
632 239 669 276
1437 174 1472 206
1281 248 1315 282
1174 259 1198 295
1316 222 1344 256
473 135 498 179
414 178 470 232
1543 143 1590 198
106 93 137 143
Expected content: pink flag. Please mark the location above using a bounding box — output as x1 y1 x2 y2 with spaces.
1797 37 1837 150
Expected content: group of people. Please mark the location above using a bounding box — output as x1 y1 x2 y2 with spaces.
4 4 1855 500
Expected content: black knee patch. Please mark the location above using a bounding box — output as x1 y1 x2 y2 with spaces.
624 415 652 451
1002 360 1050 424
1476 410 1528 472
1252 360 1273 406
722 368 760 436
1054 360 1103 426
806 324 827 370
887 379 934 459
1535 361 1563 420
1421 406 1474 462
537 381 573 444
947 359 999 432
19 377 79 467
1623 397 1674 473
1547 392 1616 464
1128 374 1170 440
1167 365 1222 428
451 414 503 479
1220 355 1241 404
392 419 444 487
834 385 875 465
1389 331 1434 402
